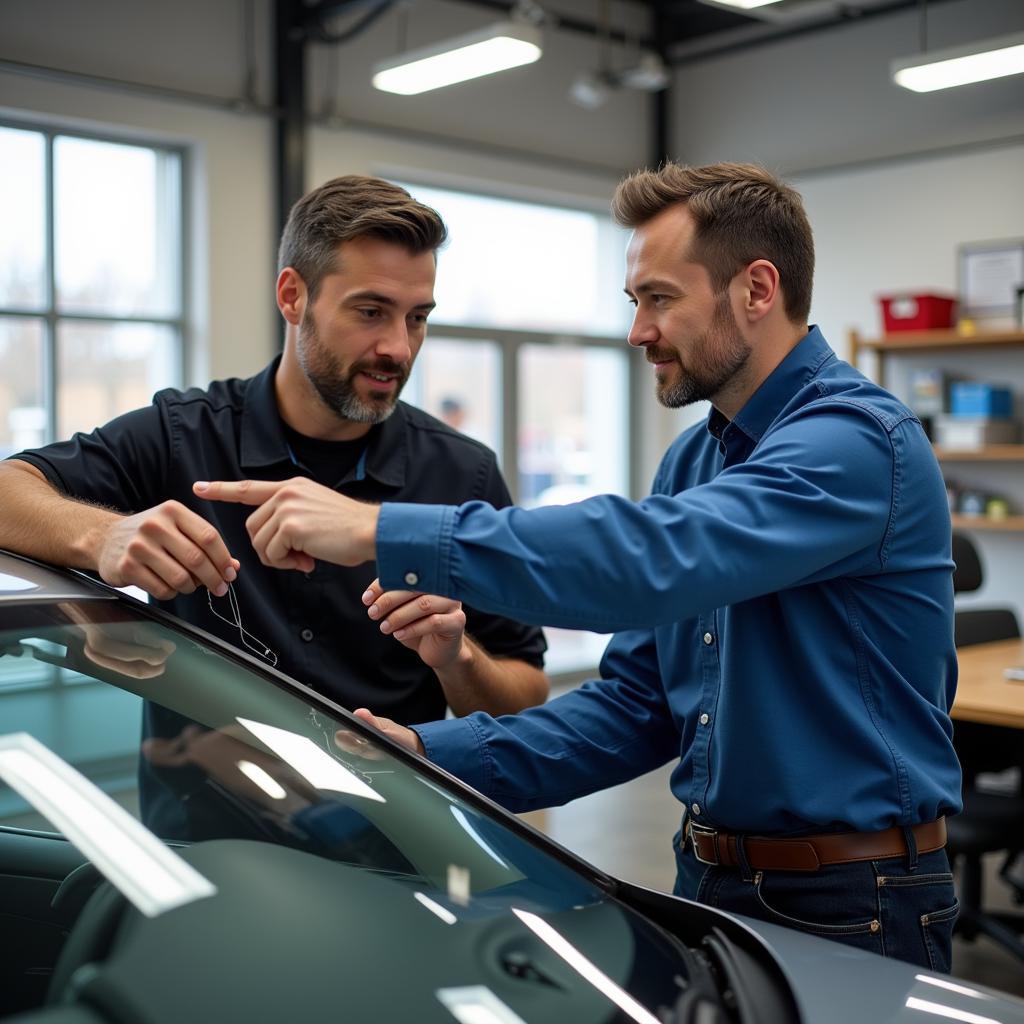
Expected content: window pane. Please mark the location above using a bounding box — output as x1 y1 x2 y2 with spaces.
0 127 46 309
518 343 628 506
54 136 180 317
405 337 502 456
0 317 46 458
519 343 628 674
399 183 630 338
57 321 177 438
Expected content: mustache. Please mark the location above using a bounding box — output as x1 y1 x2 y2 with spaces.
645 349 678 365
351 357 408 377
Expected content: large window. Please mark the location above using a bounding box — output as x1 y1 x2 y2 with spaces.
400 183 634 675
0 124 184 455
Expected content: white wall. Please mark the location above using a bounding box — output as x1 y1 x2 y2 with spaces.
670 0 1024 174
796 143 1024 625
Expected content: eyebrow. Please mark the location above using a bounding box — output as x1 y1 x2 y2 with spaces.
624 279 679 298
346 290 436 311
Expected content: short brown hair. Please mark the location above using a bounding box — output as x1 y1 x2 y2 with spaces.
277 176 448 300
612 162 814 324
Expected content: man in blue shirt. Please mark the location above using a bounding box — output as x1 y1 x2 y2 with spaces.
199 162 962 971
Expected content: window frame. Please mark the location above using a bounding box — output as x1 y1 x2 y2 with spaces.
0 117 189 444
419 322 644 504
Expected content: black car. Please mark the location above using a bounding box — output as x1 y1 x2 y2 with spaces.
0 550 1021 1024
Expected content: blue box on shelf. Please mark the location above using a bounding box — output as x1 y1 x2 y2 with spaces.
950 383 1014 418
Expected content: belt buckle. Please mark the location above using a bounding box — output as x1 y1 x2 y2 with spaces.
687 822 721 866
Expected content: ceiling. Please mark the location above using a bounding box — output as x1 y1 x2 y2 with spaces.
645 0 955 62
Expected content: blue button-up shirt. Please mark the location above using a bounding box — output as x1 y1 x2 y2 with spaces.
377 328 962 834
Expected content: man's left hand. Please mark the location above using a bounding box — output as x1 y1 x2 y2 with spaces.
194 477 379 570
363 577 467 670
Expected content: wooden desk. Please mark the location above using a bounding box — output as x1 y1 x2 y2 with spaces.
953 638 1024 729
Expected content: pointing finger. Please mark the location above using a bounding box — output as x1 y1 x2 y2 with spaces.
193 479 283 506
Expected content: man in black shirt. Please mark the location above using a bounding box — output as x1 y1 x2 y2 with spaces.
0 176 548 725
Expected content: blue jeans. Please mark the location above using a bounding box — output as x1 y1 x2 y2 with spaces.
673 829 959 973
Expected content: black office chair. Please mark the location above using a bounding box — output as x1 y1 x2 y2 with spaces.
946 531 1024 962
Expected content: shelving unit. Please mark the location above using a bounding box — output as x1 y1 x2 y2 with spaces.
933 445 1024 462
850 329 1024 533
951 515 1024 532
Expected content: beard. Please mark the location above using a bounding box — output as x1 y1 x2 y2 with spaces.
653 293 752 409
296 310 408 425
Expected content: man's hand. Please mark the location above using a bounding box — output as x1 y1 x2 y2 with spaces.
96 501 239 600
347 708 425 757
193 478 379 570
61 603 176 679
362 577 467 670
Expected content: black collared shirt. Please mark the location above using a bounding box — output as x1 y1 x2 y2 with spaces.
13 358 546 724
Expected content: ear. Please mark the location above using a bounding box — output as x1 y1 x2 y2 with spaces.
737 259 781 324
276 267 307 326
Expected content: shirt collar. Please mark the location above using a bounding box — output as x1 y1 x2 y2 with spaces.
240 357 408 489
707 325 835 446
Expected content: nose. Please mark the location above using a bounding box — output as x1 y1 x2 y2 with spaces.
375 319 413 365
627 308 658 349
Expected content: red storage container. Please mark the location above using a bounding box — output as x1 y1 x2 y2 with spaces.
878 293 956 332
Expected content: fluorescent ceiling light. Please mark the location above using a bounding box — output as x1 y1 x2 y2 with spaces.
372 21 542 95
0 732 216 917
893 32 1024 92
700 0 785 9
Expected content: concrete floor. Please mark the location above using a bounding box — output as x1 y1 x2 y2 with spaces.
521 762 1024 1000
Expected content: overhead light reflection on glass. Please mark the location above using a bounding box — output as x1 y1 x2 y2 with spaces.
905 996 1002 1024
0 732 216 917
451 805 509 867
512 909 660 1024
237 718 384 803
237 759 287 800
448 863 471 907
436 985 528 1024
414 892 458 925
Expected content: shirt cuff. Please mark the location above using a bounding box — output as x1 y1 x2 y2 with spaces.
376 501 457 596
413 715 491 795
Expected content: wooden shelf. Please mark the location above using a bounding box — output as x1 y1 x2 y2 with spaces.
854 329 1024 353
951 515 1024 532
934 445 1024 462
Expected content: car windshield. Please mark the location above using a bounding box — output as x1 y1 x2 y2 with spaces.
0 596 591 897
0 591 697 1022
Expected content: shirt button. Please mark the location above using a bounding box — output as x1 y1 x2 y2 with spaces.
702 632 714 646
691 803 701 816
699 713 710 726
300 628 314 642
404 571 419 587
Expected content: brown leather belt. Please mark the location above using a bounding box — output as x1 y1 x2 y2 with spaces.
684 817 946 873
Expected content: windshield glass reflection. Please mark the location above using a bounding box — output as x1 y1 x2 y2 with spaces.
0 597 691 1018
0 599 592 902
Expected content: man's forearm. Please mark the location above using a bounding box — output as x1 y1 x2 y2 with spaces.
0 462 115 569
434 636 549 717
